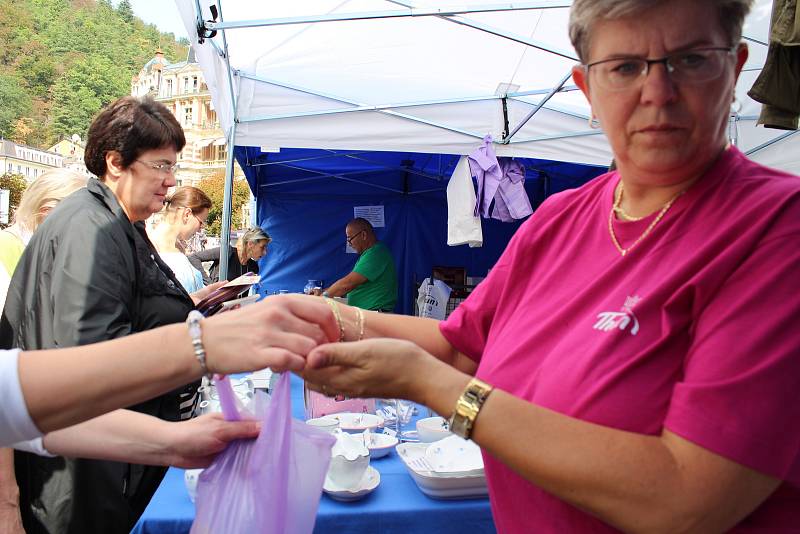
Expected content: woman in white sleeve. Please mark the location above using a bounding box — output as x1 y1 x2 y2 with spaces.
0 294 336 449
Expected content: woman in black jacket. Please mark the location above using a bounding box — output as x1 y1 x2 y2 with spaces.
188 226 271 284
0 96 221 534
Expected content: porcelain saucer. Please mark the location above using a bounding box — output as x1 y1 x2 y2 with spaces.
323 465 380 501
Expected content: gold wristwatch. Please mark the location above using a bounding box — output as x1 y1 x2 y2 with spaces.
448 377 494 439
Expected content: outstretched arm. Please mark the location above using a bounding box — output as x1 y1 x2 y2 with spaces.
9 294 337 441
42 410 259 468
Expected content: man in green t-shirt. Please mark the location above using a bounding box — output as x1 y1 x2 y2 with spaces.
315 218 397 311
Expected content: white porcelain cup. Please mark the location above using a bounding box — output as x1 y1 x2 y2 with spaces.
306 417 339 434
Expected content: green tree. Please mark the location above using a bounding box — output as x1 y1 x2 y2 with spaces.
117 0 134 24
0 173 29 228
0 74 32 138
50 55 130 139
197 172 252 237
0 0 188 148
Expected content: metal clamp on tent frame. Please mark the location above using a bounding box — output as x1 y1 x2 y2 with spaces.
196 4 218 44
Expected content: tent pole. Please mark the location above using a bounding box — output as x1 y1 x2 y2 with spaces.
511 129 604 144
235 73 485 140
385 0 577 60
205 3 573 31
217 0 240 281
504 70 573 142
745 130 799 156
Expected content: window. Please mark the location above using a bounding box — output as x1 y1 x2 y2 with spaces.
165 79 173 97
184 106 193 126
192 76 198 92
183 77 189 94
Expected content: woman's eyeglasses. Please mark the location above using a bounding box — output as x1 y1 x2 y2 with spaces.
136 160 180 174
191 212 206 228
585 47 736 91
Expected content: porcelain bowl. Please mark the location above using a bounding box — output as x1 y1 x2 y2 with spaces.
306 417 339 434
326 412 384 433
417 416 454 443
366 433 399 459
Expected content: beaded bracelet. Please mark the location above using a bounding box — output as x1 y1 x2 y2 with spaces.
186 310 212 379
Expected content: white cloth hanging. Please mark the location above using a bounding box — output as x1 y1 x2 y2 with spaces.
447 156 483 247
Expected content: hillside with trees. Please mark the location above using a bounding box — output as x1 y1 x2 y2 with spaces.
0 0 188 149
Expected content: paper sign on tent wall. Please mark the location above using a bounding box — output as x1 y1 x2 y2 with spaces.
354 205 384 227
347 205 385 253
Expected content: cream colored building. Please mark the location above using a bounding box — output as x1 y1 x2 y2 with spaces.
131 50 243 187
1 139 63 183
131 49 252 228
49 135 91 177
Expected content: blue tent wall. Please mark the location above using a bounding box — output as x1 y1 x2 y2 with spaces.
235 147 607 314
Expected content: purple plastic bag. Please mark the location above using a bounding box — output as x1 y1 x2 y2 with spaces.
191 374 335 534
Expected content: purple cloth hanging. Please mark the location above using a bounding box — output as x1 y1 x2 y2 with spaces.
469 135 533 222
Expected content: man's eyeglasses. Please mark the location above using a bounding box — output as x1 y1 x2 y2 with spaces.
346 230 364 245
136 160 180 175
585 47 736 92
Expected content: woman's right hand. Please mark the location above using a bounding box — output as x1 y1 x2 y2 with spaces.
301 338 459 405
201 294 340 374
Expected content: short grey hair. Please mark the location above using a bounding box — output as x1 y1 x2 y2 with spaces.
568 0 753 63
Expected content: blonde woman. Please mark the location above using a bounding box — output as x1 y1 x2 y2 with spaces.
188 226 271 284
149 186 212 293
0 169 87 307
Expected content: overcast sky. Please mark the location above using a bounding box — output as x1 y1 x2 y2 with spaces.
117 0 189 40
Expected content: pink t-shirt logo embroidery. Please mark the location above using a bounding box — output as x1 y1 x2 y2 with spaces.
593 295 641 335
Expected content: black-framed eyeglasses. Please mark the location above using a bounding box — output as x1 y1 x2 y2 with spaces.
136 160 180 174
346 230 364 245
585 46 736 91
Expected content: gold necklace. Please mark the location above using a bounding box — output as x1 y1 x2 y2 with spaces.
612 184 645 221
608 181 685 257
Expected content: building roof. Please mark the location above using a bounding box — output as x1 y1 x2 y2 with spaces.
140 47 198 76
1 138 63 158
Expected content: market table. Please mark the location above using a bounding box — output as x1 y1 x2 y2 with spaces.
131 375 496 534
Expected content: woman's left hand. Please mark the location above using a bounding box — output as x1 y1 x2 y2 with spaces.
190 280 228 305
161 413 260 468
301 338 453 404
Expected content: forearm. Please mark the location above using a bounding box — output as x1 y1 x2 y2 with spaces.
418 364 773 534
19 323 200 433
0 449 19 505
42 410 173 466
324 278 354 297
338 305 473 371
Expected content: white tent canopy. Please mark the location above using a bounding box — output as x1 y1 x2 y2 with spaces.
176 0 798 173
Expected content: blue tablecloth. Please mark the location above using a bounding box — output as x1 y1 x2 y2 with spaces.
131 375 496 534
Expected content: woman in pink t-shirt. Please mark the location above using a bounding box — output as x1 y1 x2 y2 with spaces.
301 0 800 531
